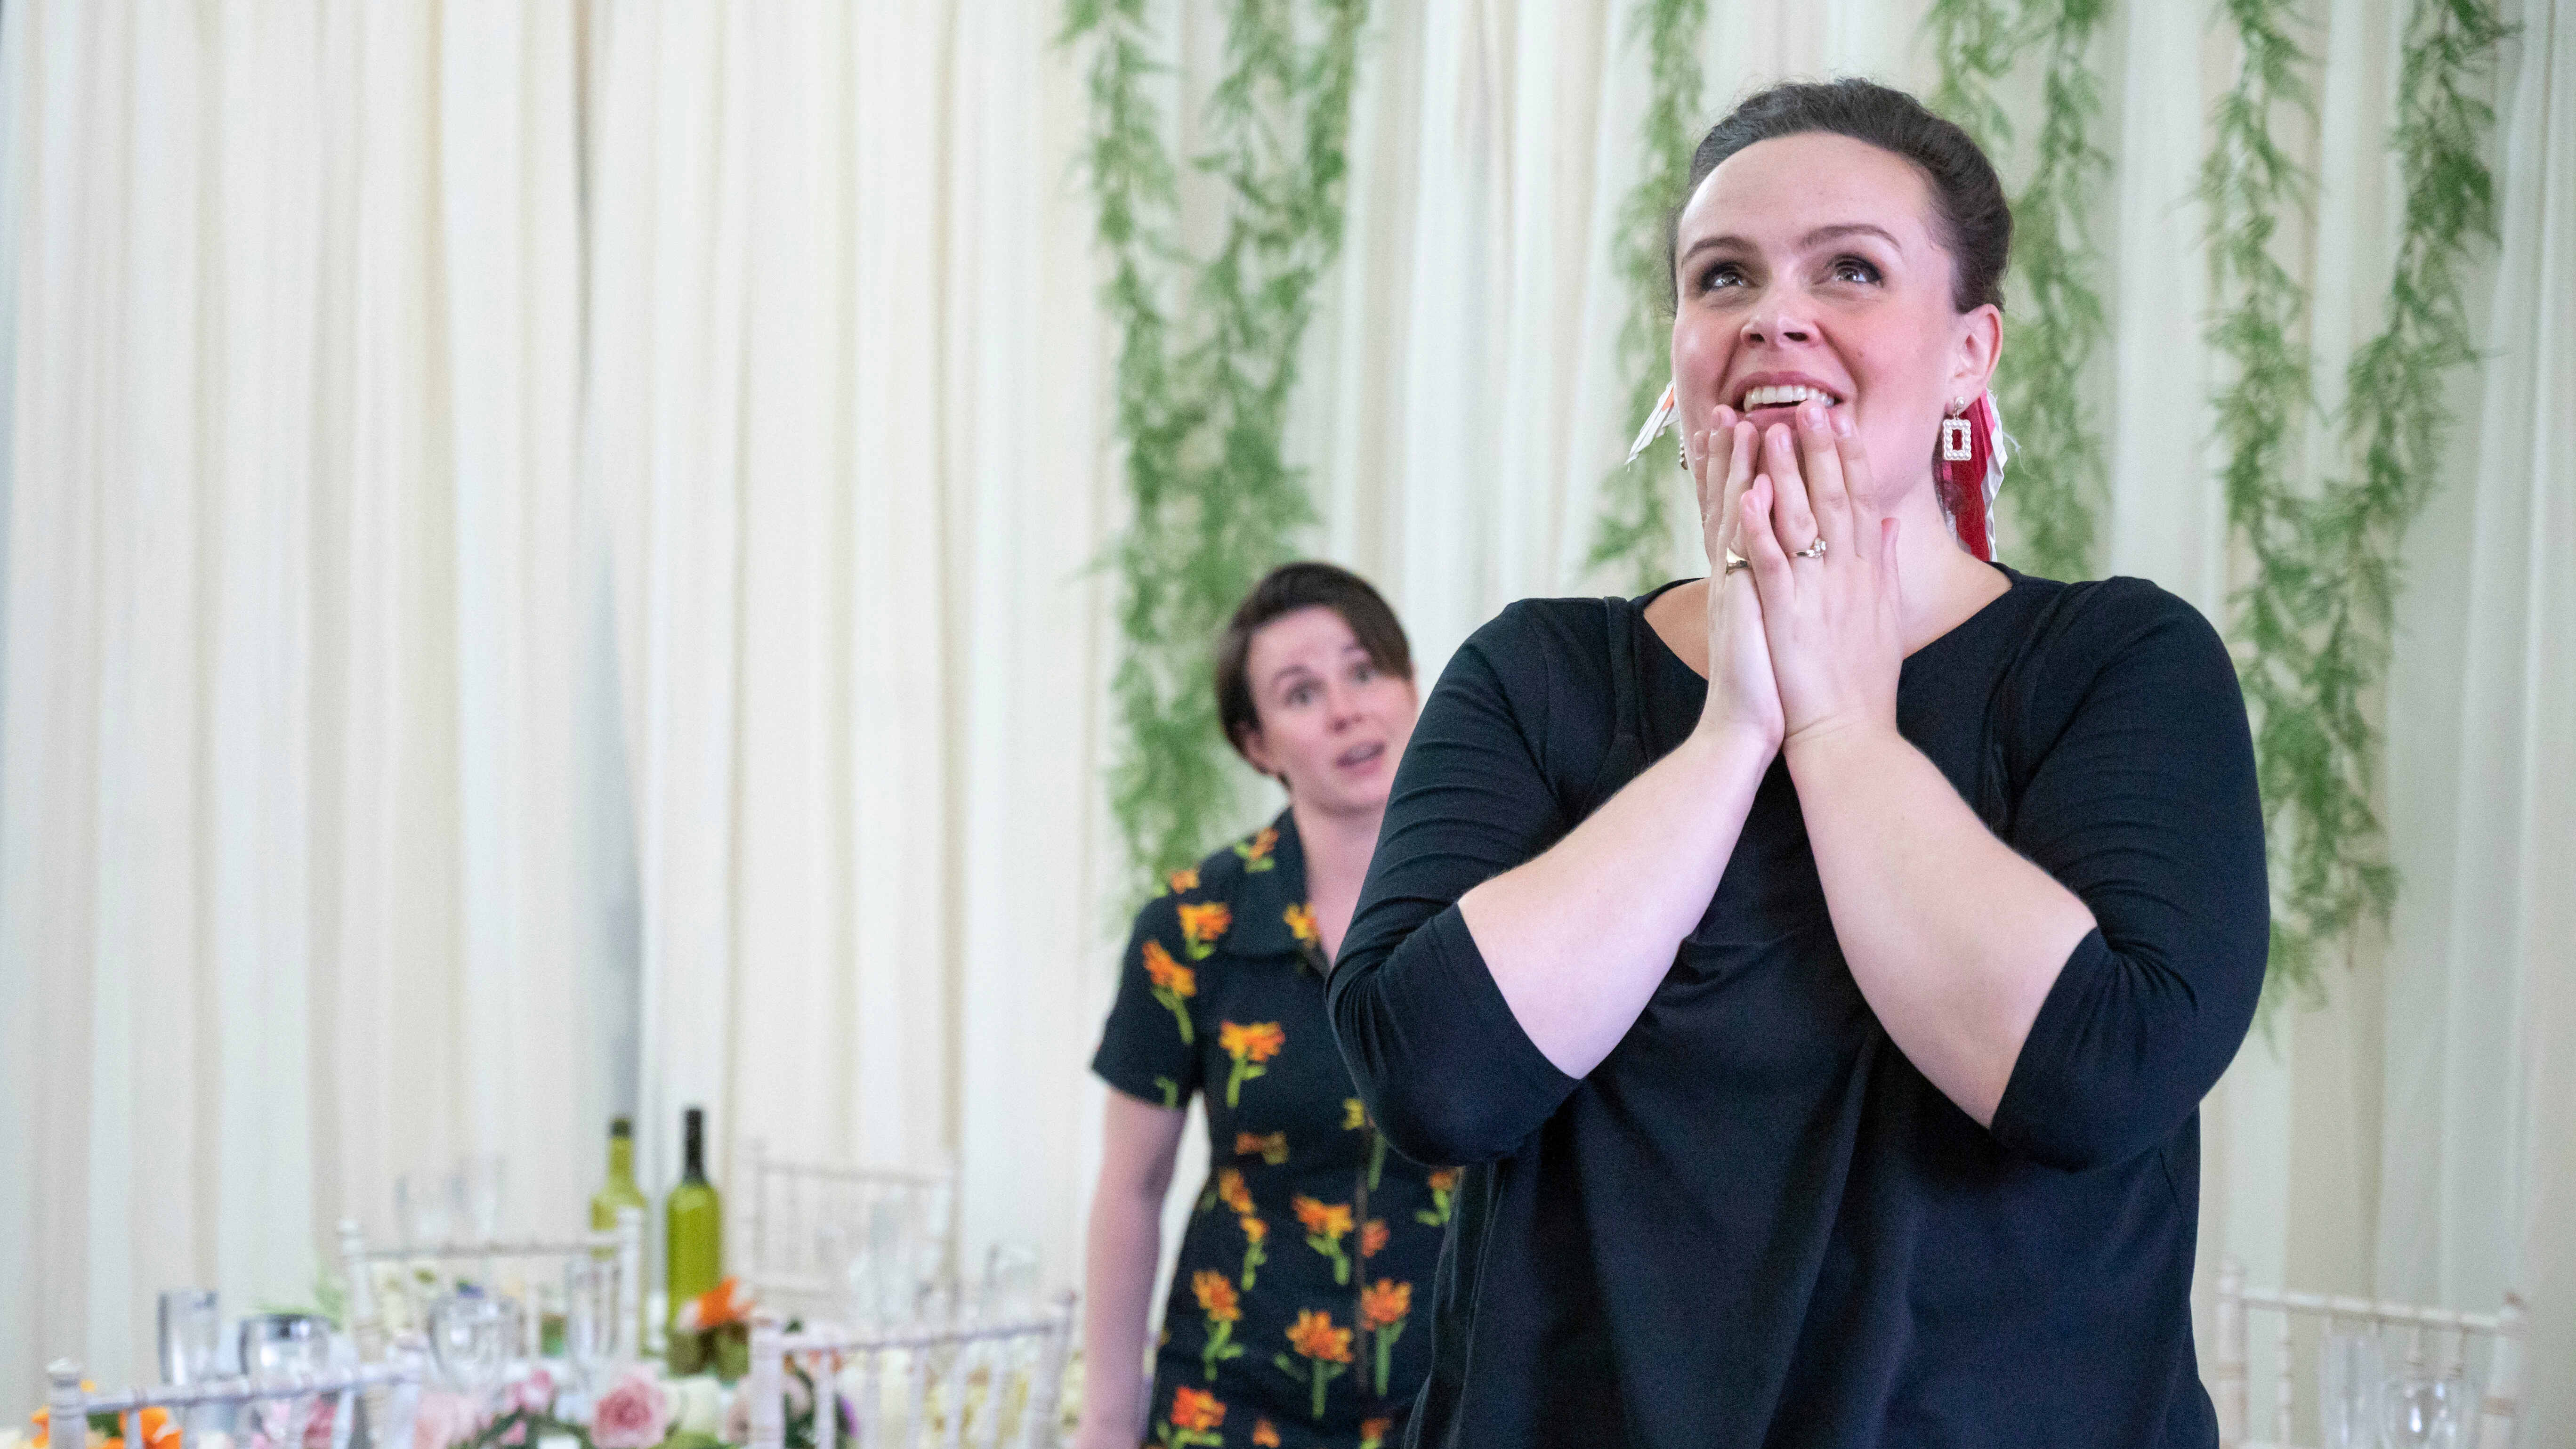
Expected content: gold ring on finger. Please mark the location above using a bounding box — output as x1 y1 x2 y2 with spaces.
1723 549 1752 575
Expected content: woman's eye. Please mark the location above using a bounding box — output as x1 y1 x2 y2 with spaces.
1702 263 1747 293
1351 662 1377 684
1829 256 1882 284
1285 685 1316 708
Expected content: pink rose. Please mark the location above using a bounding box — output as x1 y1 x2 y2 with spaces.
499 1425 526 1447
510 1369 556 1417
411 1392 481 1449
589 1373 673 1449
302 1397 338 1449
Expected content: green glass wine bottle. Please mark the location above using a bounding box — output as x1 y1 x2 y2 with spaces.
590 1116 652 1347
665 1106 723 1373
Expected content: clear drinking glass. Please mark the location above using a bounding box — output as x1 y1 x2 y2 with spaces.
2320 1328 2384 1449
428 1293 519 1397
240 1311 333 1449
463 1155 506 1241
2382 1368 2463 1449
560 1258 615 1389
396 1173 451 1248
977 1243 1040 1321
158 1290 223 1385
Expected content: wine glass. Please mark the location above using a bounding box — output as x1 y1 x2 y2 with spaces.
977 1243 1040 1321
559 1258 616 1391
2319 1327 2383 1449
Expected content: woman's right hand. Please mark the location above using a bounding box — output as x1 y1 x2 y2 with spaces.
1690 412 1784 750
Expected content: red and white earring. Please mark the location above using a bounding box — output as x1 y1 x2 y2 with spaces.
1933 393 2008 563
1627 381 1683 470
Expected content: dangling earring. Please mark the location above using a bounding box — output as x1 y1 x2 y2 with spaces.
1626 381 1680 469
1939 398 1973 462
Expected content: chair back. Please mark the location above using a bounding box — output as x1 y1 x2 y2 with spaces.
46 1352 424 1449
743 1299 1075 1449
338 1206 645 1364
738 1138 953 1325
2212 1257 2526 1448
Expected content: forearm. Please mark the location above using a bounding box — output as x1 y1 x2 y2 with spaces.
1075 1185 1164 1444
1460 725 1774 1077
1785 725 2095 1125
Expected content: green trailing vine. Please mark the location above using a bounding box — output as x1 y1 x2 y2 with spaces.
2212 0 2510 1004
1925 0 2114 583
1067 0 1370 884
1586 0 1708 594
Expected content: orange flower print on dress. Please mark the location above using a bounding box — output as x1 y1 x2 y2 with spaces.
1216 1167 1254 1216
1361 1218 1389 1258
1359 1278 1415 1395
1167 866 1200 894
1293 1195 1356 1284
1141 939 1197 1045
1193 1269 1245 1381
1284 901 1318 944
1218 1020 1285 1107
1158 1385 1227 1448
1177 901 1233 960
1235 825 1280 872
1238 1213 1268 1288
1417 1166 1460 1226
1360 1417 1394 1449
1253 1421 1282 1448
1276 1309 1355 1419
1235 1131 1288 1166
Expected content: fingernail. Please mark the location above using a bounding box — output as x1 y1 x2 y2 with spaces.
1801 399 1825 429
1833 408 1855 437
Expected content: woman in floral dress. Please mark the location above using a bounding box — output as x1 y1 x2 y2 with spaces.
1076 563 1452 1449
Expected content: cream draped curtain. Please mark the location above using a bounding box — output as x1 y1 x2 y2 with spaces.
4 0 2568 1434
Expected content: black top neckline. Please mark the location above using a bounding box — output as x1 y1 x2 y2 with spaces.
1633 560 2028 682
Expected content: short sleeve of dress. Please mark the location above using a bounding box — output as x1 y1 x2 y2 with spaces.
1091 892 1204 1111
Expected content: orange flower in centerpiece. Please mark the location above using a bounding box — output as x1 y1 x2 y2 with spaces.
1292 1196 1353 1239
1253 1421 1282 1448
1177 901 1233 959
1167 866 1200 894
1217 1167 1254 1215
1361 1219 1389 1258
1235 826 1280 871
1283 902 1318 944
675 1276 753 1331
1168 1386 1227 1433
1235 1131 1288 1165
1285 1309 1354 1364
1191 1269 1241 1323
1359 1279 1412 1331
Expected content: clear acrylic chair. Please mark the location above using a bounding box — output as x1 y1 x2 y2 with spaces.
2211 1256 2526 1448
738 1137 954 1327
44 1350 424 1449
742 1300 1075 1449
337 1206 645 1366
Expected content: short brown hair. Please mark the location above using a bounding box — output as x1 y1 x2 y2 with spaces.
1214 562 1413 767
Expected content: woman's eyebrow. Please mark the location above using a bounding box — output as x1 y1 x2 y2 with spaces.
1679 222 1902 264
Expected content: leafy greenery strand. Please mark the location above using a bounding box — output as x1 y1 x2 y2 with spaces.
2215 0 2510 1004
1067 0 1370 885
1586 0 1709 594
1925 0 2114 583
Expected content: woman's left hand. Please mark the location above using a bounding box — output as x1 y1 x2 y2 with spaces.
1736 399 1905 749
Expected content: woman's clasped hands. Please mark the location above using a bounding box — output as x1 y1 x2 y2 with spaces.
1684 396 1906 755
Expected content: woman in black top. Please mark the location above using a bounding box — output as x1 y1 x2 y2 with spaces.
1329 80 2266 1448
1081 564 1453 1449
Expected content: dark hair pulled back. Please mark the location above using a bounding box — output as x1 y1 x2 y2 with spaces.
1665 78 2011 316
1214 561 1413 769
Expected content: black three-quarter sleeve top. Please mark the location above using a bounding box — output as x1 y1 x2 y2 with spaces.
1327 569 2269 1449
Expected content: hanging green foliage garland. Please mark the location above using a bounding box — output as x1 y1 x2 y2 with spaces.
1924 0 2115 584
1586 0 1709 595
1067 0 1371 886
2209 0 2510 1004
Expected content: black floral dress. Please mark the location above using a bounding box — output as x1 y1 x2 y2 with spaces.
1093 812 1454 1449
